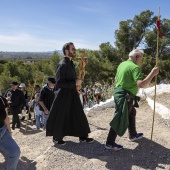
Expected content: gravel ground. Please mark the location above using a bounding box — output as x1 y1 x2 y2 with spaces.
0 100 170 170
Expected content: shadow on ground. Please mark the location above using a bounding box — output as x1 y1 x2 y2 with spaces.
13 121 44 136
55 137 170 169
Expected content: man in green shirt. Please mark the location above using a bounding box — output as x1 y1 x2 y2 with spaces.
105 49 159 150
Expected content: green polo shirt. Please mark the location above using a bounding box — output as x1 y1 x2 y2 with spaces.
115 59 143 95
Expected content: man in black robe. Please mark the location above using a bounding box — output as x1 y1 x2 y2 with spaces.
46 42 94 145
4 81 26 130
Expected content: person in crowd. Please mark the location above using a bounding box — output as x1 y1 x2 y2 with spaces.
39 77 56 130
159 79 164 84
46 42 94 145
19 83 28 121
29 93 43 131
77 87 87 109
34 85 41 96
19 83 29 110
94 85 102 104
88 89 95 108
28 84 41 121
167 77 170 84
19 107 28 121
80 88 86 108
0 95 20 170
76 84 84 107
4 81 26 130
105 49 159 150
83 85 89 106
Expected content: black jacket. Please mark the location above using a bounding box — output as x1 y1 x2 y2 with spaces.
39 84 55 111
4 88 26 108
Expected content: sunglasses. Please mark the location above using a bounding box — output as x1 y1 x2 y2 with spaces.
72 48 76 51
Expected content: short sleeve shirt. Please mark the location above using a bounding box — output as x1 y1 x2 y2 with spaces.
39 85 55 111
115 59 143 95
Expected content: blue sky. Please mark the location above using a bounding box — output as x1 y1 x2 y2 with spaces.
0 0 169 52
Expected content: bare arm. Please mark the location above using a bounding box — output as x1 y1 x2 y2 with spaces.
137 66 159 88
39 101 48 114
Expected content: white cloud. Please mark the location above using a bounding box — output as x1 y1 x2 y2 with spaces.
0 34 65 51
73 38 99 50
0 34 100 52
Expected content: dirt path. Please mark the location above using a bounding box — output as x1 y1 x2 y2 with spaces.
0 100 170 170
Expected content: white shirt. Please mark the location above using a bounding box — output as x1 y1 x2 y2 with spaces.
21 110 27 116
29 100 43 116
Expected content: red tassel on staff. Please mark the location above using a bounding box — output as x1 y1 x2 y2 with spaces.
156 19 162 38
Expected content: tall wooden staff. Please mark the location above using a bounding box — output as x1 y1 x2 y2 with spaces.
25 76 38 132
151 7 161 142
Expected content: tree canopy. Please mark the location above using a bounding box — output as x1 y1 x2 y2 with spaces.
0 10 169 95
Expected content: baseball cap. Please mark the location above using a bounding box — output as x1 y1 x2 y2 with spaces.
19 83 26 88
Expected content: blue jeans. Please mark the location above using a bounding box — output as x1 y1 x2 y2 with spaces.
43 114 49 130
0 125 20 170
35 115 43 130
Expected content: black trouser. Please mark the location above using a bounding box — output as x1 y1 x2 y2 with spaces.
106 99 137 145
10 106 21 129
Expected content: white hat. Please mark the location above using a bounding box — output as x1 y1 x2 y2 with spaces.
19 83 26 88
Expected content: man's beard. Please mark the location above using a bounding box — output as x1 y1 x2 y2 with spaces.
68 51 76 58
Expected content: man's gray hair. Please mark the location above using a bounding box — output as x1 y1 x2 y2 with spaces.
129 49 144 57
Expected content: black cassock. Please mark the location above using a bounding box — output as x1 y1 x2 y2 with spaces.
46 57 90 140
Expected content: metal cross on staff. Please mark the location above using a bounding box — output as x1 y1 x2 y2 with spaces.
76 51 88 80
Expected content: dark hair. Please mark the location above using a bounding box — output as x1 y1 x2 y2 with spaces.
47 77 56 84
35 85 40 88
62 42 74 55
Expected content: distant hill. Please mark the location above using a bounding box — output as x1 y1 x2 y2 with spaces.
0 50 63 59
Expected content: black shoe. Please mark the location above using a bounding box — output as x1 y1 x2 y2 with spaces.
79 137 94 143
53 139 66 145
105 143 123 151
128 133 143 142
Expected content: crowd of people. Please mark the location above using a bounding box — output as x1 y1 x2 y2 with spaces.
3 79 113 132
77 83 113 108
0 42 159 170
